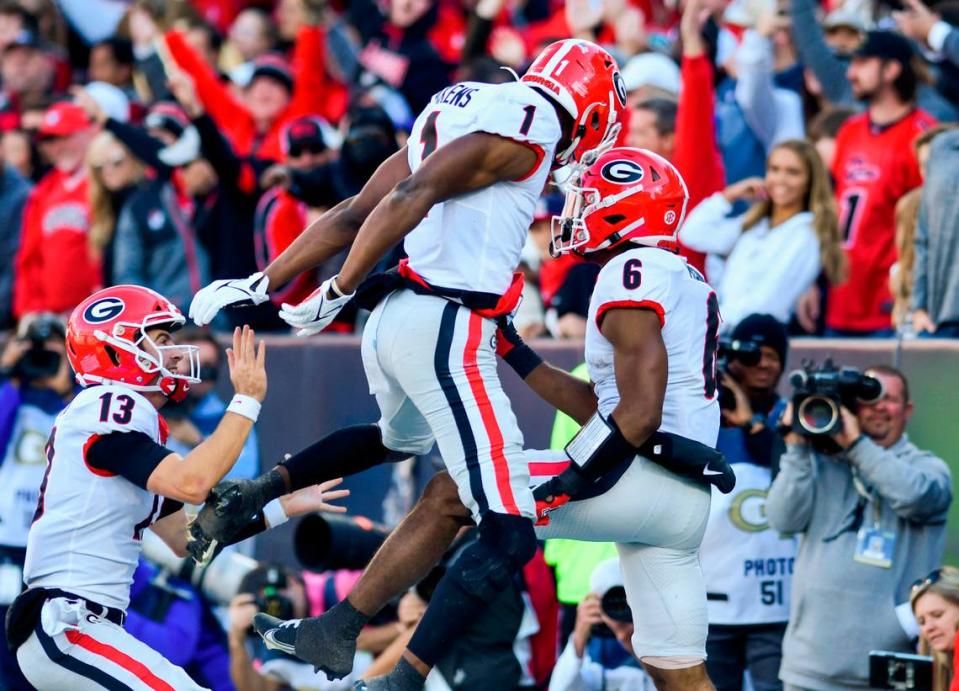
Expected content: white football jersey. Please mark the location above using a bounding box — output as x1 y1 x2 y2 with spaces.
701 462 796 624
586 248 721 447
404 81 562 295
24 384 169 611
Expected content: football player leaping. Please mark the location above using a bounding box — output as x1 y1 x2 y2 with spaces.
5 286 347 691
258 148 728 691
188 39 630 691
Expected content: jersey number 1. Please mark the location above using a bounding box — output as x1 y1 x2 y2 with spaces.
420 105 537 162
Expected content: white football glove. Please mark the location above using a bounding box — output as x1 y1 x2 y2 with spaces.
279 275 355 336
189 273 270 326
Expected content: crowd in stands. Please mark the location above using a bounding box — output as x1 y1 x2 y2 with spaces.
1 0 959 689
1 0 958 339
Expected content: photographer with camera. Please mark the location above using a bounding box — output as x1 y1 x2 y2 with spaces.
549 558 653 691
0 314 74 690
229 565 377 691
698 314 796 691
767 364 953 691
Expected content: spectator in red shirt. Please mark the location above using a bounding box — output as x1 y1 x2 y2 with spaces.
163 6 347 163
13 102 100 319
827 31 935 336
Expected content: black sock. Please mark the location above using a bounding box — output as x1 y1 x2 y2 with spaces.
292 598 372 679
279 424 402 491
406 575 482 667
359 657 426 690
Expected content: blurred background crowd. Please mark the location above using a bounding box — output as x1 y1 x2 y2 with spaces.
1 0 958 340
1 0 959 689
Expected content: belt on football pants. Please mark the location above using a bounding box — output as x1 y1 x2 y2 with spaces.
43 588 126 626
354 260 524 318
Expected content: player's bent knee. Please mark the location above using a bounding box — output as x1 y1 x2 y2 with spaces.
446 512 536 600
479 511 536 568
421 472 472 524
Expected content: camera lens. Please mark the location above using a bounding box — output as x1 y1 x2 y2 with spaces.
857 375 884 405
600 586 632 623
798 396 839 435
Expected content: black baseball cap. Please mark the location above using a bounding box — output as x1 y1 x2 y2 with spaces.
853 31 916 65
249 54 294 94
282 116 327 156
731 313 789 365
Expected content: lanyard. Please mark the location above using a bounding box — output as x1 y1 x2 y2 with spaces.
852 470 882 527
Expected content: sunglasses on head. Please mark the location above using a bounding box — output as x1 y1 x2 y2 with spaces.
911 568 943 594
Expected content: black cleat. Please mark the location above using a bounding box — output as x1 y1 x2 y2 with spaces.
255 610 358 680
253 613 299 655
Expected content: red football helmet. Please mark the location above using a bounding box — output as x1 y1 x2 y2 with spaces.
66 286 200 402
551 147 689 255
522 39 626 166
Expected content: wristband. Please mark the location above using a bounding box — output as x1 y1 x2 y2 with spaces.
502 343 544 379
262 498 289 528
328 275 354 299
227 394 261 423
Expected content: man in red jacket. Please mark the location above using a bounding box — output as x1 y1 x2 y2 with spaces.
13 102 100 319
163 12 347 163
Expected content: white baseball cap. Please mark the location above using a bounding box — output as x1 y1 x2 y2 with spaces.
621 52 681 96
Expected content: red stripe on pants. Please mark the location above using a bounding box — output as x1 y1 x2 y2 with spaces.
64 630 176 691
529 461 570 476
463 312 520 515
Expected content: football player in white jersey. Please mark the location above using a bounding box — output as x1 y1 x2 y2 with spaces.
187 39 627 690
244 148 728 691
510 147 723 690
5 285 347 691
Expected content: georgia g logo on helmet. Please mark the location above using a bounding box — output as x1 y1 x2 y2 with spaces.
83 297 125 324
600 159 645 185
613 72 627 108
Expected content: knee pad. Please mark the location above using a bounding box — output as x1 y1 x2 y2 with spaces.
446 512 536 601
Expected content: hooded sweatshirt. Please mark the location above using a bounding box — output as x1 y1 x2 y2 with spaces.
767 435 951 690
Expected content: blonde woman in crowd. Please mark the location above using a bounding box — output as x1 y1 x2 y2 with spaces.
890 188 921 331
911 566 959 691
86 131 144 285
679 138 845 330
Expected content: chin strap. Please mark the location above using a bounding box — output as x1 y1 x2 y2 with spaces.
159 377 191 403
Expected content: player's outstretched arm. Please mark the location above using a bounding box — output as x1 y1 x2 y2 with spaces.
335 133 539 295
264 147 413 289
277 134 540 335
147 326 267 504
189 148 412 326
